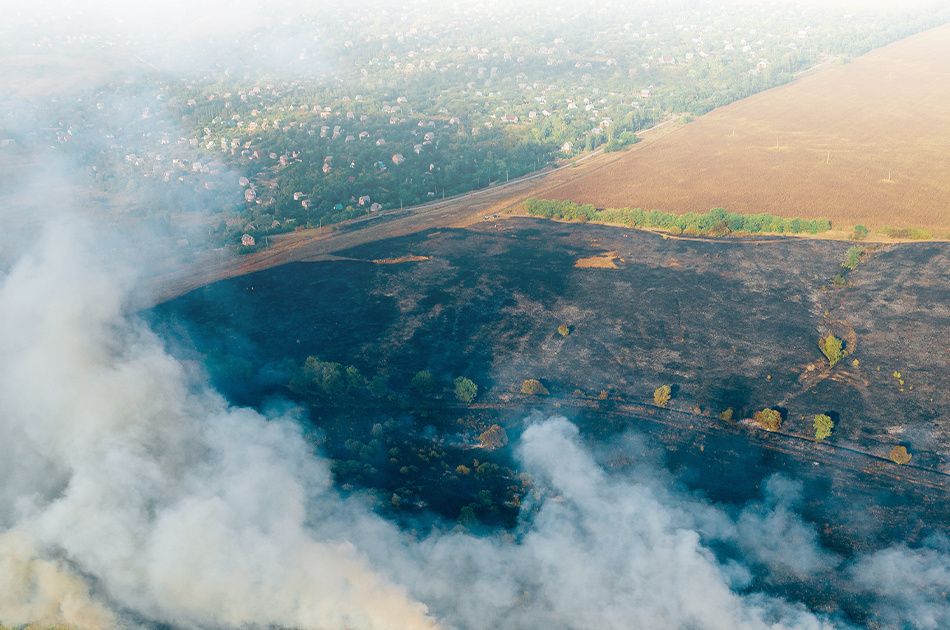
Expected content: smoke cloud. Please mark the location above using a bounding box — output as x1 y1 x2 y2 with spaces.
0 219 437 630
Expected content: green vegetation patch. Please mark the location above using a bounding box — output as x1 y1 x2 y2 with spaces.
882 226 932 240
525 199 831 236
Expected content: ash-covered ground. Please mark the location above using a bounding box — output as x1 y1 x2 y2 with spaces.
149 218 950 625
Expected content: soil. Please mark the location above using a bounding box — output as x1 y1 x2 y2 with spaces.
149 218 950 556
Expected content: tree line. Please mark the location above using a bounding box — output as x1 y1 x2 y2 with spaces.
524 198 832 236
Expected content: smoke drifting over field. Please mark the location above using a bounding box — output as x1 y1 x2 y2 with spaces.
2 2 950 629
4 201 950 626
0 217 834 630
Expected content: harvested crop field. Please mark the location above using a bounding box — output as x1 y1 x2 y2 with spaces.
541 23 950 236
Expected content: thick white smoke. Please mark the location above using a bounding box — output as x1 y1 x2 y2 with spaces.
0 219 438 630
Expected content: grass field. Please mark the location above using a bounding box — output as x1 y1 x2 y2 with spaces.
535 22 950 236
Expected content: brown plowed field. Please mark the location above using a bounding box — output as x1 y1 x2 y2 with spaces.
539 23 950 235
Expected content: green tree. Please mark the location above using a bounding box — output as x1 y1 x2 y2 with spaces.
813 414 833 441
367 375 387 398
412 370 435 394
345 365 367 389
842 246 862 270
754 408 782 431
820 333 844 367
454 376 478 403
521 379 550 395
558 324 570 337
457 505 478 527
654 385 672 407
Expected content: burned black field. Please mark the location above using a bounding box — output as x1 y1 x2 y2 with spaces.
150 219 950 574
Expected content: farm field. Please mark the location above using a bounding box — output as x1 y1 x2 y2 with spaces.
533 23 950 236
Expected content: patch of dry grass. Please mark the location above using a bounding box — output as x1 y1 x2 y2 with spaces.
372 255 430 264
575 251 620 268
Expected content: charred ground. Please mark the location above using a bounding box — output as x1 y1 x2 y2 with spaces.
150 218 950 616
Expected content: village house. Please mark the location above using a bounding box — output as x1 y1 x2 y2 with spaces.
241 234 256 247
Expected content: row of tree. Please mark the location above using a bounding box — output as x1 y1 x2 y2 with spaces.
525 199 833 235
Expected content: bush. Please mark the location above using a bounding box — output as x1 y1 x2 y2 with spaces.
558 324 570 337
813 414 833 441
882 226 931 240
412 370 435 394
707 221 731 237
654 385 671 407
521 379 550 395
453 376 478 403
367 375 387 398
889 446 911 464
754 408 782 431
842 246 862 270
820 333 844 367
718 408 734 422
479 424 508 449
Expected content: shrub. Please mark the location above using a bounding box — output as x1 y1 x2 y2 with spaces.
842 246 862 270
412 370 435 394
345 365 367 389
707 221 731 237
813 414 833 441
453 376 478 403
889 446 911 464
479 424 508 449
753 408 782 431
521 379 550 395
367 376 387 398
558 324 570 337
882 226 931 240
820 333 844 367
718 408 734 422
654 385 671 407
